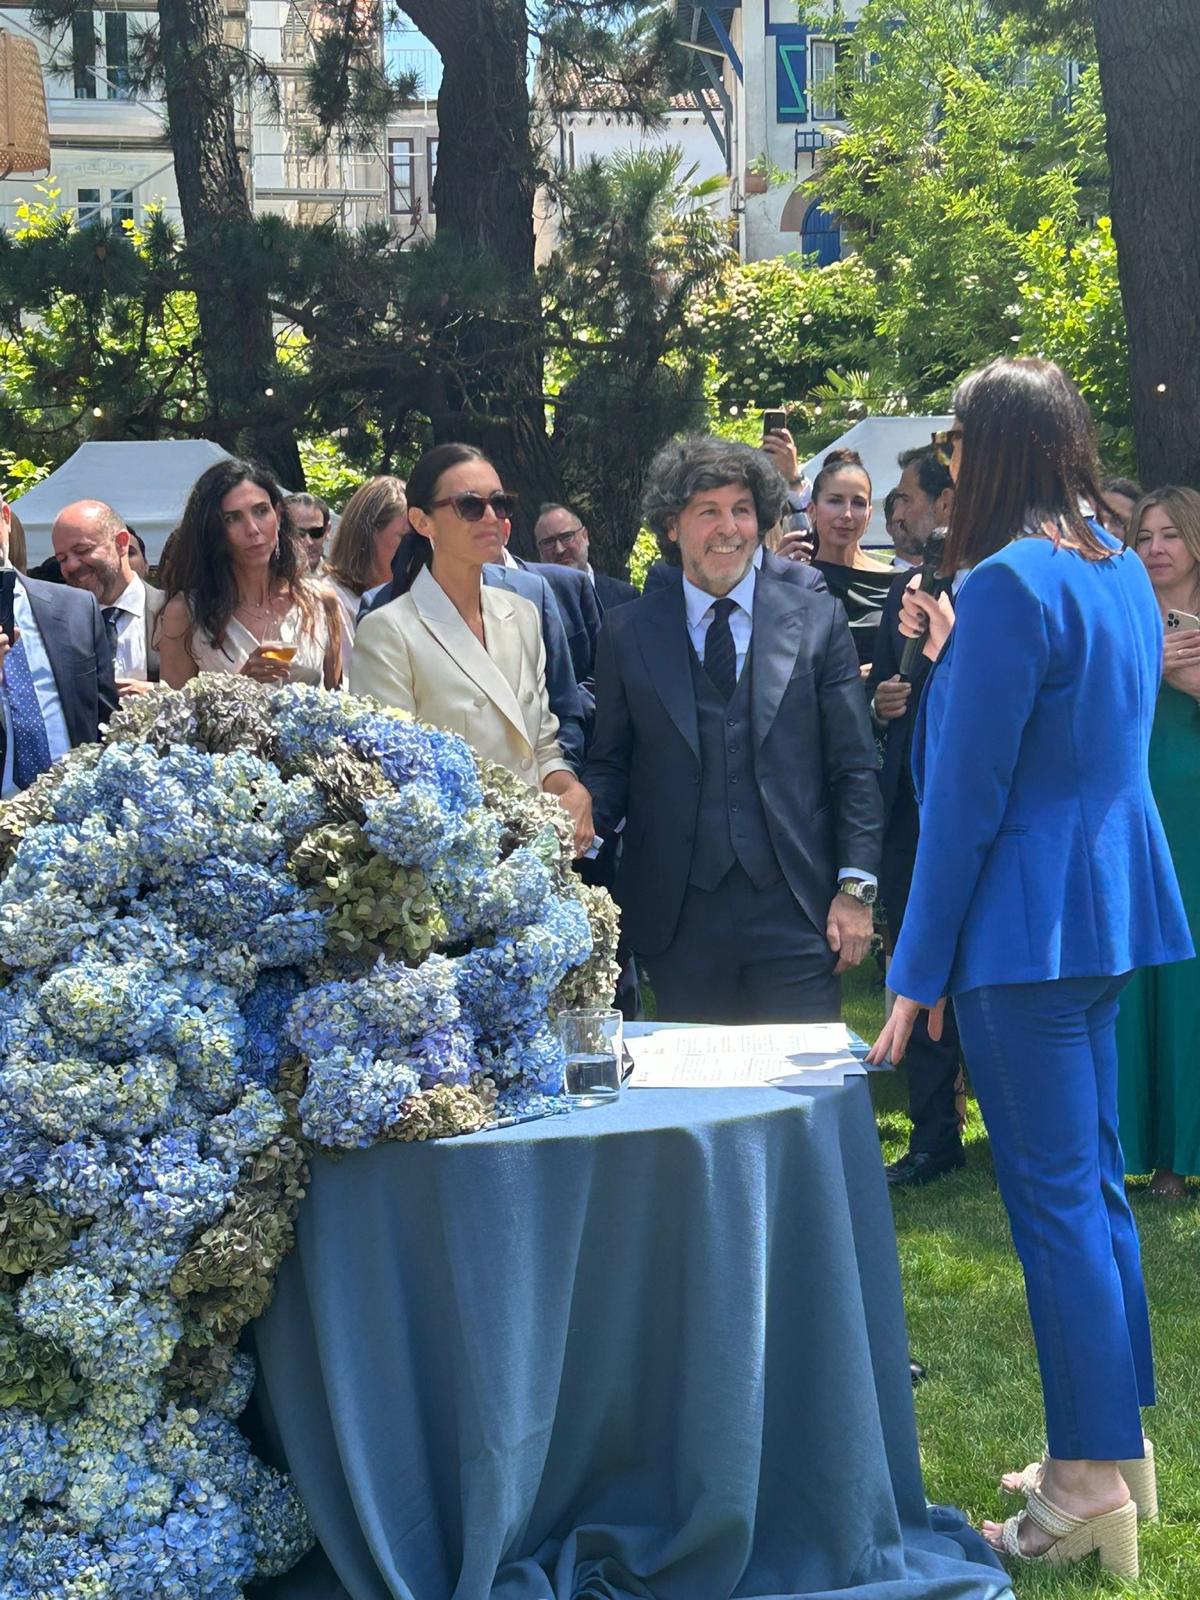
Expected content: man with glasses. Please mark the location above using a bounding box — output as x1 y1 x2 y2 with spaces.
284 493 332 574
534 504 638 612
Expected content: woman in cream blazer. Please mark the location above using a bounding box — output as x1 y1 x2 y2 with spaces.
348 443 593 854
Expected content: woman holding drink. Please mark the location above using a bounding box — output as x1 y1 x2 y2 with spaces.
159 458 340 690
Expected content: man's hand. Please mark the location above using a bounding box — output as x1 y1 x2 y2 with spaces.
867 994 946 1066
826 891 874 975
761 428 799 483
872 675 912 721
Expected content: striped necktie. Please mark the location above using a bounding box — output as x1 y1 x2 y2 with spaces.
703 596 738 701
4 636 53 789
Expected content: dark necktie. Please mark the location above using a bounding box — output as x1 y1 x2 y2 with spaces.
4 636 53 789
704 596 738 701
101 605 120 663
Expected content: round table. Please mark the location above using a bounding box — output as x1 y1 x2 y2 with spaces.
253 1079 1012 1600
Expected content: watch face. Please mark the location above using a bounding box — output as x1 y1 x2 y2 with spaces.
844 880 876 905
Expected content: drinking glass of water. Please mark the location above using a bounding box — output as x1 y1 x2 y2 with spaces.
557 1008 623 1107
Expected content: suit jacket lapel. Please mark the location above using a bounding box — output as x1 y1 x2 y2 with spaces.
17 578 85 745
750 566 806 752
634 581 699 760
411 569 529 746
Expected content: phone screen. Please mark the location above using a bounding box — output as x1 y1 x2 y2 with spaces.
762 409 787 435
0 571 15 640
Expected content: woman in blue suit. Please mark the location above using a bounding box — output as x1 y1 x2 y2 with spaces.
869 359 1192 1579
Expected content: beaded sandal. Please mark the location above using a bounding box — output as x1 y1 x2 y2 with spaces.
1000 1439 1158 1522
996 1486 1139 1579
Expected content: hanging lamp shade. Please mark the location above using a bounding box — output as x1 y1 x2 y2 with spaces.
1 29 51 179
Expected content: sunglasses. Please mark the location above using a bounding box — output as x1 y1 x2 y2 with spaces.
430 491 519 522
932 427 964 467
299 525 328 540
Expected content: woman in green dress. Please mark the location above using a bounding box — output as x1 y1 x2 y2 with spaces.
1119 486 1200 1197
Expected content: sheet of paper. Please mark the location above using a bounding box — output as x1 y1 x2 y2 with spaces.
624 1023 866 1089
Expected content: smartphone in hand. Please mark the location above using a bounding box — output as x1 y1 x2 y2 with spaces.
0 570 16 641
761 408 787 436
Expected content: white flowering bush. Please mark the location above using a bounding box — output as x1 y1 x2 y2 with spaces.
0 677 618 1597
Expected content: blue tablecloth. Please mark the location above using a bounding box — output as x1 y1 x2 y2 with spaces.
253 1079 1012 1600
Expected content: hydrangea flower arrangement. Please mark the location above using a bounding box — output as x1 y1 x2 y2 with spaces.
0 677 619 1598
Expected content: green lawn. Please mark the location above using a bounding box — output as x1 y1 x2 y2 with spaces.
843 962 1200 1597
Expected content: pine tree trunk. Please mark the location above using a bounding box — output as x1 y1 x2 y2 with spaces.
157 0 303 485
400 0 561 547
1093 0 1200 487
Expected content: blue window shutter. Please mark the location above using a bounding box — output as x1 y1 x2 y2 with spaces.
775 28 808 124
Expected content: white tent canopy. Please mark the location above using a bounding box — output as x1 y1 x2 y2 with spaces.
800 416 954 546
11 440 233 567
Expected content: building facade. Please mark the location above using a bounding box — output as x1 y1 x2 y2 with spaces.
0 4 439 238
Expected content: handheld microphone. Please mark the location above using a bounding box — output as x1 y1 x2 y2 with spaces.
899 530 947 682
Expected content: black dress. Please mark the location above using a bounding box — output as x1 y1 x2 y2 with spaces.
814 562 898 669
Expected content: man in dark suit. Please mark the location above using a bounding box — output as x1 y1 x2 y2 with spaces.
866 445 965 1187
583 438 882 1023
533 504 639 614
0 492 118 797
362 550 587 772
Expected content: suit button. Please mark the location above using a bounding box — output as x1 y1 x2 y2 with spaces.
728 745 738 756
521 756 533 771
726 718 737 728
522 689 534 704
731 802 741 812
473 695 487 709
731 775 739 784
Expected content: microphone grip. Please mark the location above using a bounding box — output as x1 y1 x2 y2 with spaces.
899 627 925 681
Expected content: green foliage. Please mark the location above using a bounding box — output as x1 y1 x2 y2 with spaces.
628 527 659 590
291 822 448 964
1016 216 1133 471
297 435 371 508
542 147 733 570
812 0 1106 397
695 254 882 412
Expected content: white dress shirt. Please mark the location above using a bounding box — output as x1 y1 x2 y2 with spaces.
680 548 874 890
2 573 72 798
107 573 149 680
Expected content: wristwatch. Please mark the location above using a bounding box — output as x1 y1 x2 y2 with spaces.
838 878 877 906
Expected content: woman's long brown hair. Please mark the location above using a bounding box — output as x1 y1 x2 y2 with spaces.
942 358 1110 575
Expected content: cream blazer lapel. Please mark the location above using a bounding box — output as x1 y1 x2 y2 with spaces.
410 568 529 747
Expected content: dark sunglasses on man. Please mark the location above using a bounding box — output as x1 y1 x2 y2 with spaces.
931 426 964 467
429 491 520 522
298 524 328 540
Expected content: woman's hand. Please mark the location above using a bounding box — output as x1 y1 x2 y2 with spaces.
761 428 800 484
546 776 595 858
899 580 956 662
1163 626 1200 699
866 994 946 1067
240 645 291 685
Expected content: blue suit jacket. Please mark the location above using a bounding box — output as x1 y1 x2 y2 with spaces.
19 574 119 746
364 562 585 772
889 533 1193 1006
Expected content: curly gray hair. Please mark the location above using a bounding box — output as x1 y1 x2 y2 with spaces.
641 436 790 564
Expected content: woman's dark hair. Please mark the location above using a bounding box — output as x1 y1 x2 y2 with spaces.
641 436 789 565
943 357 1109 573
391 443 488 596
165 457 312 651
812 447 872 503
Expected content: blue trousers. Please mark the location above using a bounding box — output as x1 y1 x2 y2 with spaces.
954 974 1153 1461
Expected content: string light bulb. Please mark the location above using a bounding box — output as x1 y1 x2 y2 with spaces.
91 406 103 417
264 386 275 397
1156 383 1167 393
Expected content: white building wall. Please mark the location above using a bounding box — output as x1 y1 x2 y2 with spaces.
0 4 437 241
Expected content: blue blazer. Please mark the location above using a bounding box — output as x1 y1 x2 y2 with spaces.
888 533 1193 1007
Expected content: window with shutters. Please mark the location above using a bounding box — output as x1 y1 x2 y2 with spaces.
810 39 838 121
72 13 97 99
